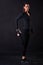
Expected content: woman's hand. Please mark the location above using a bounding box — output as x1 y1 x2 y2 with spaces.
16 28 22 37
17 33 20 37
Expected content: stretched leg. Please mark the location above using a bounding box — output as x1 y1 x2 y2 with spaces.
22 32 29 56
21 29 30 60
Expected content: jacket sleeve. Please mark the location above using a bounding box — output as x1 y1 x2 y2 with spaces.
16 18 18 29
16 13 23 29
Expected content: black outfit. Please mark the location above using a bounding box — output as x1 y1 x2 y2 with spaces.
16 12 30 56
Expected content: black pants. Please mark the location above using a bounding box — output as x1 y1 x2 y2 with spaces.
21 29 30 56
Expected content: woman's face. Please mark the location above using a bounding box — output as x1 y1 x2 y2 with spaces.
23 4 30 12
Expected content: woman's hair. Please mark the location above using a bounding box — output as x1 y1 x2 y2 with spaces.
23 2 30 12
23 2 29 7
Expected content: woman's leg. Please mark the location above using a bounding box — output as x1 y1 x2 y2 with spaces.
21 29 29 60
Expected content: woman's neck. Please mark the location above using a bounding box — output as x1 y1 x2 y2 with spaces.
26 12 30 16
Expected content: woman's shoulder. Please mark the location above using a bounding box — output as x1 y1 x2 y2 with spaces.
16 12 23 21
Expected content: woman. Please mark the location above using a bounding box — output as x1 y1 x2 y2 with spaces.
16 2 30 61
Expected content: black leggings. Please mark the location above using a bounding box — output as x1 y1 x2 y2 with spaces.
21 29 30 56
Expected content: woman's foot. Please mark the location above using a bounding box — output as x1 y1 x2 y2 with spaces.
21 56 26 61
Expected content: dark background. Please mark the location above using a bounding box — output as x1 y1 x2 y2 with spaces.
0 0 43 57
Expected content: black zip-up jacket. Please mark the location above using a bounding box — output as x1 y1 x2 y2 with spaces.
16 12 30 32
